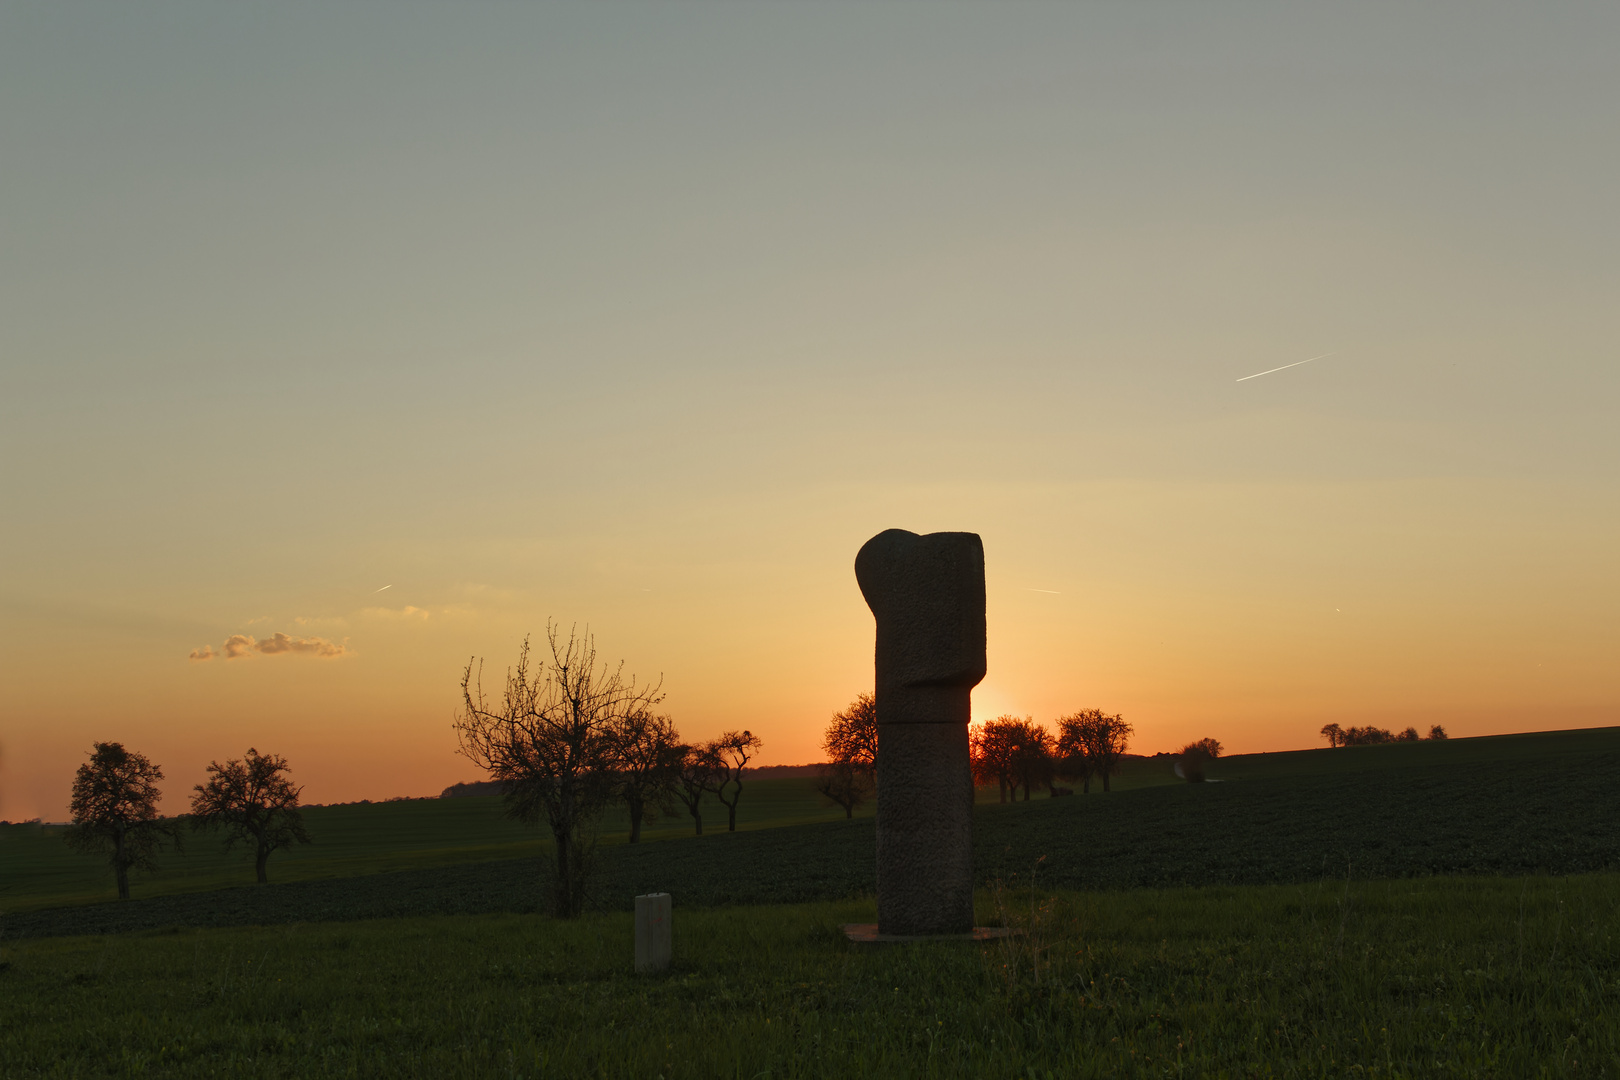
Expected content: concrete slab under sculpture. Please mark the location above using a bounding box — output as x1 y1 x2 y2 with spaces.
854 528 987 937
840 923 1014 944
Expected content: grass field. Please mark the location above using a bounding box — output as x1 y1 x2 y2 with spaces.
12 725 1620 939
0 756 1182 914
6 729 1619 1076
0 774 888 913
3 872 1615 1077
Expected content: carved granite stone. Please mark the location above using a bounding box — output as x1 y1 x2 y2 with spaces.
855 528 986 936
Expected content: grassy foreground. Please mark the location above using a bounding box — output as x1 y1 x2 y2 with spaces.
4 873 1618 1078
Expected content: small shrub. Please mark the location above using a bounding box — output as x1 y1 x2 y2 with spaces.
1176 738 1222 782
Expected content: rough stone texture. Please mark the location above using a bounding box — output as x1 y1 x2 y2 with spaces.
855 528 986 936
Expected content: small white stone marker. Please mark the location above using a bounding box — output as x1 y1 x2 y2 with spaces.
635 892 672 974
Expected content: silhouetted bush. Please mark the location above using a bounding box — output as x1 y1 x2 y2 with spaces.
1176 738 1222 782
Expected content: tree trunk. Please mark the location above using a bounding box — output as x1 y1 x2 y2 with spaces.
845 803 854 819
998 778 1007 803
114 829 130 900
255 845 270 884
690 808 702 836
1102 771 1112 792
628 796 643 843
1082 776 1090 793
727 802 737 832
551 824 578 916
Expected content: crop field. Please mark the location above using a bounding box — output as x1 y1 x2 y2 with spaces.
9 727 1620 940
3 872 1616 1078
0 775 887 914
5 728 1620 1077
0 756 1180 915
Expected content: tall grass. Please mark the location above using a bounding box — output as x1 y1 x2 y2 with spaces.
4 872 1617 1077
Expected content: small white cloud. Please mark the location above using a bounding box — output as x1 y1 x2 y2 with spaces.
217 632 350 659
253 632 350 658
189 645 217 662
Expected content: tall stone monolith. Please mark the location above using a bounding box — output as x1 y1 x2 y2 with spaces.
855 528 986 936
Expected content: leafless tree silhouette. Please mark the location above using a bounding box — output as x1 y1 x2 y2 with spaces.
672 742 721 836
710 730 763 832
454 623 663 917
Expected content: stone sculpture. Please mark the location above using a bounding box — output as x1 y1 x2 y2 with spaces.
855 528 986 936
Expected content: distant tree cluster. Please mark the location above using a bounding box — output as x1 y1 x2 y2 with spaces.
965 710 1134 801
65 741 310 900
1320 723 1447 747
817 698 1236 798
455 623 763 916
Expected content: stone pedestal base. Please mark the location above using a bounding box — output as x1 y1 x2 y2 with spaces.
841 923 1015 944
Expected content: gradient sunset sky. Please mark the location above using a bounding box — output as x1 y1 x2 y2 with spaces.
3 3 1617 821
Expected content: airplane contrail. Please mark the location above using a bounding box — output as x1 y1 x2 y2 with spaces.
375 585 393 592
1236 352 1334 382
1026 588 1061 595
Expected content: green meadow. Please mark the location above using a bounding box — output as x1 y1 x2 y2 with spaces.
0 774 883 914
0 757 1181 915
5 729 1620 1077
3 873 1615 1077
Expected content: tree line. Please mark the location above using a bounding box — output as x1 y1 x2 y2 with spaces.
813 698 1224 813
1320 723 1447 747
59 626 767 913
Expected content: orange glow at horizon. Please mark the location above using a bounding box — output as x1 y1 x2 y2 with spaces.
5 475 1616 821
3 5 1617 822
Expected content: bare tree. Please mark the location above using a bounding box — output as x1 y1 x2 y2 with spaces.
609 711 681 843
710 730 763 832
454 623 663 917
189 747 311 882
672 742 721 835
813 760 873 818
822 693 878 777
66 742 180 900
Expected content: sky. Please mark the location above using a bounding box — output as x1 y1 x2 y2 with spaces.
2 2 1616 821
